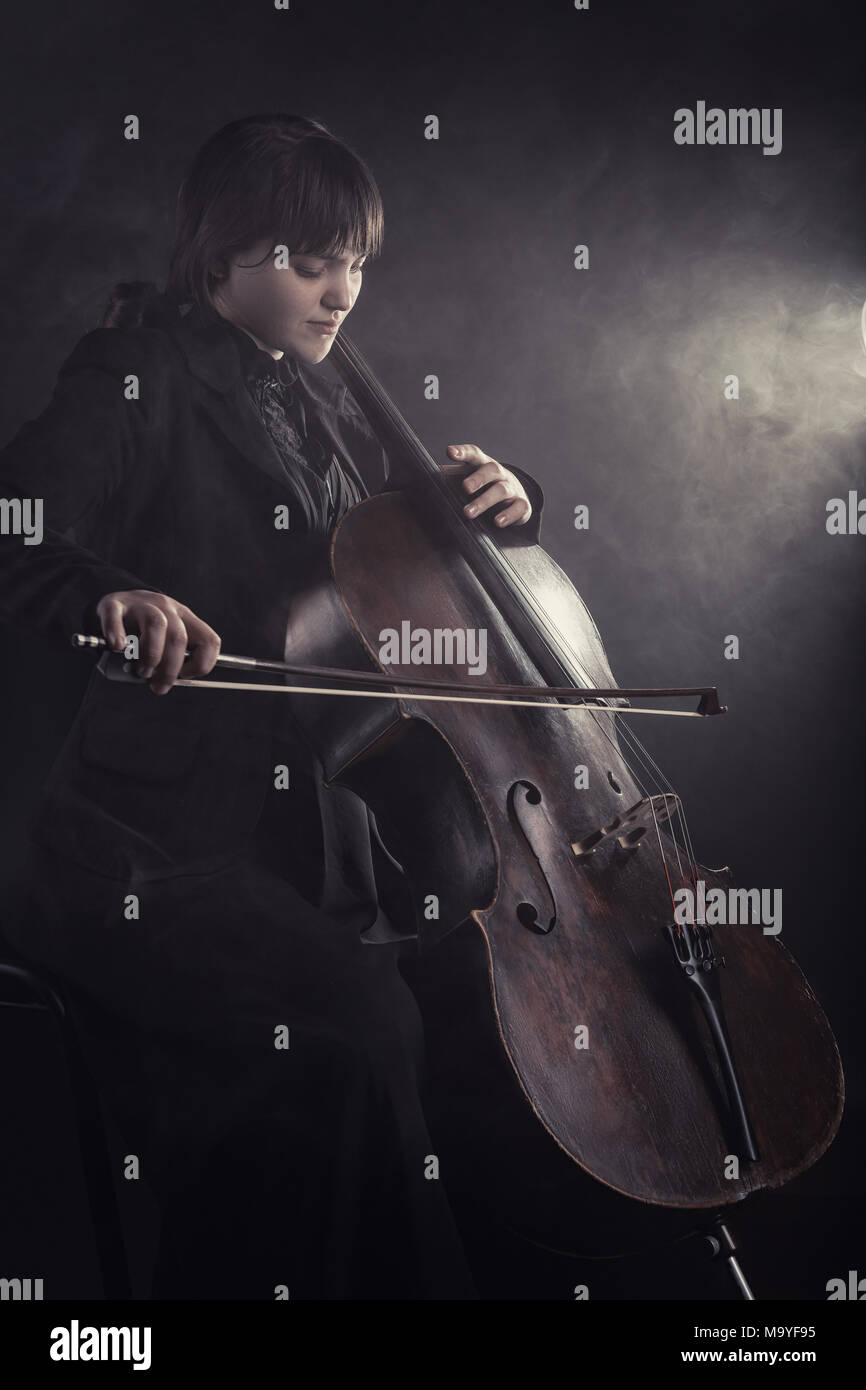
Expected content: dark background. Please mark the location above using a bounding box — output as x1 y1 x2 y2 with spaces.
0 0 864 1303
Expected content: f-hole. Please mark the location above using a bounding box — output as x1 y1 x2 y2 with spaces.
507 780 557 934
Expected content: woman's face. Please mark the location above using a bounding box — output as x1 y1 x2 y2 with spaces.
211 236 367 362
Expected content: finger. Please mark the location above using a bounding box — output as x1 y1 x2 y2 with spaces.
490 497 531 528
463 478 515 518
150 621 190 694
447 444 490 465
461 461 507 494
136 607 169 677
97 597 128 651
182 616 222 677
439 461 476 477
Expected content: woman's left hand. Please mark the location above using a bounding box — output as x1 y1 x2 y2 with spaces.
441 444 532 528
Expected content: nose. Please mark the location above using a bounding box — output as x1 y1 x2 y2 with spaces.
321 268 357 317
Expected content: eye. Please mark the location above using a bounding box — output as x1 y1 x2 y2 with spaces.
293 261 367 279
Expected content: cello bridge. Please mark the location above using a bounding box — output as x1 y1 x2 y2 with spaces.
570 793 681 858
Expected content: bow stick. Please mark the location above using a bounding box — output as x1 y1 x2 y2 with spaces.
71 634 726 718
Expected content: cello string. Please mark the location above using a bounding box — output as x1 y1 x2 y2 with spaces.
336 335 636 708
464 555 697 893
579 707 691 895
626 729 700 889
334 336 703 898
597 707 697 891
616 712 699 887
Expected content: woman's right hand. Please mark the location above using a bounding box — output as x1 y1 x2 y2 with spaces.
95 589 222 695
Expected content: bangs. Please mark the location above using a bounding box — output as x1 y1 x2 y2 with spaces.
268 136 383 261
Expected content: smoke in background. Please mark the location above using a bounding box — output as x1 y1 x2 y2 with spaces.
0 0 863 928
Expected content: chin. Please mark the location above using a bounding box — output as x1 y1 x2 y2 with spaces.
288 331 329 363
288 344 319 366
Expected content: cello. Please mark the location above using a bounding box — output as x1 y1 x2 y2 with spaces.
77 328 844 1281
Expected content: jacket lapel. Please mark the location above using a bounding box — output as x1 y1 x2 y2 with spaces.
166 302 351 493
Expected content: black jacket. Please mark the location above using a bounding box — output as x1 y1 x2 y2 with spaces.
0 296 543 940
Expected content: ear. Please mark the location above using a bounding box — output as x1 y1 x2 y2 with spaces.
209 259 229 282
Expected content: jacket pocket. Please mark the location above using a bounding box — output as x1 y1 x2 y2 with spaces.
32 689 271 881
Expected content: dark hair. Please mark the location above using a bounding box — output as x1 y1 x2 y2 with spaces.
102 113 384 328
168 112 383 309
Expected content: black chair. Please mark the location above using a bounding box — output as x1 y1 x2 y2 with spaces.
0 947 132 1299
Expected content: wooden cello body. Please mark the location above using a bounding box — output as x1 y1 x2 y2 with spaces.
281 454 843 1209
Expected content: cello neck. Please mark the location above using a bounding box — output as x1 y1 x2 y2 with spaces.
327 332 605 698
329 331 444 486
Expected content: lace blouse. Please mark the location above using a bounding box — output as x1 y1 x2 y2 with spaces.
223 320 363 534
